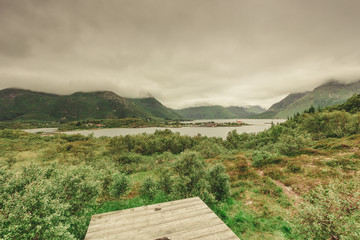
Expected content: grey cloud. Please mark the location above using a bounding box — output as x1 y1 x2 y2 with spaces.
1 0 360 109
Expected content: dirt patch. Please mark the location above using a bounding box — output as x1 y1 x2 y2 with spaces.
247 160 302 205
274 180 302 205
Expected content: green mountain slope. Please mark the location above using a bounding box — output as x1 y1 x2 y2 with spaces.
244 105 267 114
330 94 360 113
275 80 360 118
256 92 309 119
226 106 266 118
129 97 183 120
0 88 180 121
175 106 237 119
175 105 266 120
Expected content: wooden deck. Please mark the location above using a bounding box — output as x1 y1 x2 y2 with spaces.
85 197 240 240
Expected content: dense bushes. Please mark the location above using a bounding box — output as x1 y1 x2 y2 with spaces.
0 164 101 239
301 111 360 139
0 129 24 139
207 164 230 201
139 177 159 200
193 138 225 158
109 174 130 197
295 179 360 239
251 151 281 167
108 130 197 155
225 110 359 156
274 128 311 156
138 151 230 205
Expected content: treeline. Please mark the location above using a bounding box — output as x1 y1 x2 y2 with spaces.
227 109 360 156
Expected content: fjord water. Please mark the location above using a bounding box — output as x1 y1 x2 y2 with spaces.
59 119 286 139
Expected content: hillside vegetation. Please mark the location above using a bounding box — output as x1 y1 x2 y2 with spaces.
276 80 360 118
128 97 182 120
258 80 360 118
0 95 359 239
0 88 182 121
176 105 266 120
256 92 308 119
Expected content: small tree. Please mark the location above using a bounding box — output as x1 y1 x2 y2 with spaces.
139 177 158 200
109 173 130 197
173 151 206 197
158 170 173 195
171 151 230 203
207 164 230 201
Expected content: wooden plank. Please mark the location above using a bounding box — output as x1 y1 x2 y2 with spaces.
86 211 218 239
85 197 240 240
168 223 233 240
91 197 199 220
189 228 239 240
88 209 220 239
98 214 221 240
89 197 203 227
87 205 212 234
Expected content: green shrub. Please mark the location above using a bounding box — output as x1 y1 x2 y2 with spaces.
170 151 229 203
0 164 101 240
109 174 130 197
59 134 89 142
251 151 278 167
286 163 302 173
0 178 75 239
275 129 311 156
207 164 230 201
139 177 159 201
0 129 23 139
301 111 355 139
324 158 358 171
265 168 285 180
225 130 252 149
295 179 360 239
173 151 206 195
116 152 142 164
157 170 173 195
193 138 225 158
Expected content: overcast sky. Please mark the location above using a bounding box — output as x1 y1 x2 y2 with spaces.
1 0 360 109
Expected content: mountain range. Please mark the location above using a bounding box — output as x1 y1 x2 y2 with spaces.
0 88 182 121
175 105 266 119
1 79 359 121
257 80 360 118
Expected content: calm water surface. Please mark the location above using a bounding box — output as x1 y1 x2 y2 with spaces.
52 119 286 139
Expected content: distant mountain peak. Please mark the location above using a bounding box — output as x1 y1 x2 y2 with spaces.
314 80 345 90
0 88 59 98
258 80 360 118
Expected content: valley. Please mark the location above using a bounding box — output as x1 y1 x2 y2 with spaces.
1 94 359 239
